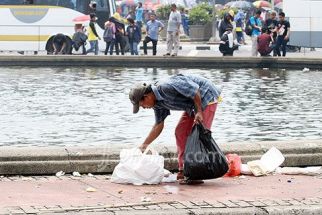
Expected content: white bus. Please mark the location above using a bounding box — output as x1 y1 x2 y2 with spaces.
0 0 116 53
284 0 322 48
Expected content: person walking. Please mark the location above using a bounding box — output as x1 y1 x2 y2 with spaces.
180 8 190 36
126 18 141 55
86 13 100 55
164 4 181 57
103 18 116 55
129 74 222 184
275 12 290 57
143 14 164 56
249 10 262 56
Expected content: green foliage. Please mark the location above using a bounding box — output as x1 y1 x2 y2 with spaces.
156 4 185 21
189 3 213 25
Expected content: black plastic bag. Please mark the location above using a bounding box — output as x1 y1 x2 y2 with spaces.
184 124 229 180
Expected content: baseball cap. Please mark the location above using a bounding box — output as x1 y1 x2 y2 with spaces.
129 83 149 114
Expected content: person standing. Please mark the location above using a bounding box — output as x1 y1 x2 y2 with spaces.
235 10 245 45
110 13 126 55
275 12 290 57
180 8 190 36
103 18 116 55
126 18 141 55
219 12 234 38
86 13 100 55
135 2 144 29
143 14 164 56
250 10 262 56
164 4 181 57
265 11 278 55
129 74 222 184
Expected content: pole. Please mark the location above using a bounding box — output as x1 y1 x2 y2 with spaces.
271 0 274 10
209 0 218 42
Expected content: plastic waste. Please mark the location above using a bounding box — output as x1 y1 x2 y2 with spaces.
184 124 229 180
111 147 164 185
241 164 253 175
86 187 97 192
247 147 285 176
276 167 322 176
225 154 242 177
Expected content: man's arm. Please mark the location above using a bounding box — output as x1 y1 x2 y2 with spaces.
285 24 290 40
193 90 204 123
90 22 100 39
139 121 164 151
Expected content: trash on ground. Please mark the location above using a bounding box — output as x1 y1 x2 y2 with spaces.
140 196 151 202
239 175 247 179
247 147 285 176
263 68 269 70
303 67 310 72
225 154 242 177
184 124 228 180
287 179 292 183
164 169 171 177
55 171 65 177
86 187 97 192
88 173 94 177
118 190 123 194
111 147 164 185
72 171 81 177
276 166 322 176
162 173 177 183
241 164 253 175
163 185 179 194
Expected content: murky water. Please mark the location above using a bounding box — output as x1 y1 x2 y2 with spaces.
0 67 321 147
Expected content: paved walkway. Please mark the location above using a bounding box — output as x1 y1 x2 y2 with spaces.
0 174 321 214
2 42 322 59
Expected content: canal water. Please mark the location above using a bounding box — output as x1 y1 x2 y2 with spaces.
0 67 321 147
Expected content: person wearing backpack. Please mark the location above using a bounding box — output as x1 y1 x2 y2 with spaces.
103 18 116 55
126 18 141 55
249 10 262 56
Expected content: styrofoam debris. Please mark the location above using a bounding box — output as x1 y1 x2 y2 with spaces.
88 173 94 177
86 187 97 192
303 67 310 72
72 171 81 177
55 171 65 177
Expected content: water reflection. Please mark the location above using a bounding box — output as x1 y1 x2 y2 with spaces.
0 67 321 147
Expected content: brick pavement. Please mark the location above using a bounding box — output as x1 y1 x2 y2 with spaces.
0 174 321 214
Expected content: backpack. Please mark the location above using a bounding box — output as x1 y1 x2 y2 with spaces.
245 17 258 36
72 32 87 51
103 26 114 42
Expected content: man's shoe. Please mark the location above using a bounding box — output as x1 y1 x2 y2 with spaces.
171 53 177 57
163 53 170 56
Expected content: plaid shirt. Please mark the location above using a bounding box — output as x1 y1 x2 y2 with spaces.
152 74 221 124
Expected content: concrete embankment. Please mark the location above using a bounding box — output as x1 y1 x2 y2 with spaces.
0 140 321 175
0 55 322 69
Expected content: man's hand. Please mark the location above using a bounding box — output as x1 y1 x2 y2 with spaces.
139 143 148 152
194 111 204 124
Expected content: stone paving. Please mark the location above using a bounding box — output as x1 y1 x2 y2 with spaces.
0 174 321 214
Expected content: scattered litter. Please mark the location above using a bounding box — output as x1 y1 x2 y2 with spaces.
241 164 253 175
239 175 247 179
140 196 151 202
162 173 177 183
72 171 81 177
164 169 171 177
281 69 286 71
55 171 65 177
86 187 97 192
118 190 123 194
277 167 322 176
0 176 4 178
247 147 285 176
225 154 241 177
163 185 179 194
88 173 94 177
263 68 269 70
287 180 292 183
303 67 310 72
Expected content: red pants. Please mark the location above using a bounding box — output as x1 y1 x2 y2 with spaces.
175 103 217 170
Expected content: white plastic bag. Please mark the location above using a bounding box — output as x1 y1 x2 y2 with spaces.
111 147 164 185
